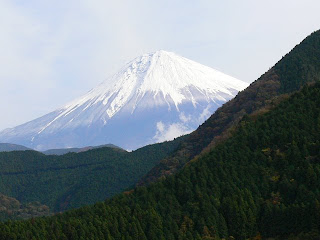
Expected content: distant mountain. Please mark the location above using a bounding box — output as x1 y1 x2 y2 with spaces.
1 30 320 239
0 142 121 155
140 30 320 185
0 136 185 214
0 50 248 151
42 144 122 155
2 65 320 240
0 143 31 152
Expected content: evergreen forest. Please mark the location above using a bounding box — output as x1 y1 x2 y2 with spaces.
1 79 319 240
0 137 184 217
0 30 320 240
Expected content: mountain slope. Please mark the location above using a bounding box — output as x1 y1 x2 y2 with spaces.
0 50 248 151
2 77 319 240
140 30 320 185
42 144 122 155
0 143 31 152
0 194 50 221
0 136 184 214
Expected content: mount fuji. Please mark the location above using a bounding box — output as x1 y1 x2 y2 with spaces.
0 50 249 150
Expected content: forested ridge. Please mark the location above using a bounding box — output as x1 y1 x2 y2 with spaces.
0 137 184 217
42 144 122 155
1 80 320 239
1 30 319 220
140 30 320 185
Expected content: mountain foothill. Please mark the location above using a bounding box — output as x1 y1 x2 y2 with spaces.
0 30 320 239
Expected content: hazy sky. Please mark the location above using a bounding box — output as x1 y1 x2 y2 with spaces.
0 0 320 131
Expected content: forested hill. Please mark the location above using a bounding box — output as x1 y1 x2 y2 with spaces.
1 78 320 239
0 136 184 216
42 144 122 155
140 30 320 185
0 193 50 221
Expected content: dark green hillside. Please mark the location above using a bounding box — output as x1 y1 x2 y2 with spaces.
1 80 320 239
42 144 122 155
276 30 320 93
0 194 50 221
140 30 320 185
0 137 184 215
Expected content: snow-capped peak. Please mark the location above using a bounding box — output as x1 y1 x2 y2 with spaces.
0 50 249 151
60 50 247 120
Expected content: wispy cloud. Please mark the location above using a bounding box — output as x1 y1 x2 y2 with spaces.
153 106 215 142
153 121 192 142
0 0 320 131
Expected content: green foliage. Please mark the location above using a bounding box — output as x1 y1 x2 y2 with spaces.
140 30 320 185
1 80 320 239
275 30 320 93
0 138 184 215
0 193 50 221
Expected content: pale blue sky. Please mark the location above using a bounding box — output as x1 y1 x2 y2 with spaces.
1 0 320 130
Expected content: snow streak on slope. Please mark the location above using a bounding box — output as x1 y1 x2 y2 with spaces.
0 50 249 150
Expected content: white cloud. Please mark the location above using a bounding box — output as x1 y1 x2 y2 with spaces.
153 121 192 143
1 0 320 132
153 106 215 143
179 112 191 123
0 1 62 129
197 105 211 124
0 2 50 82
156 121 165 132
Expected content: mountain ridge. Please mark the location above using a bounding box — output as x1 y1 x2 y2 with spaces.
0 50 248 150
0 136 185 213
139 30 320 185
0 143 32 152
2 71 319 239
42 144 123 155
